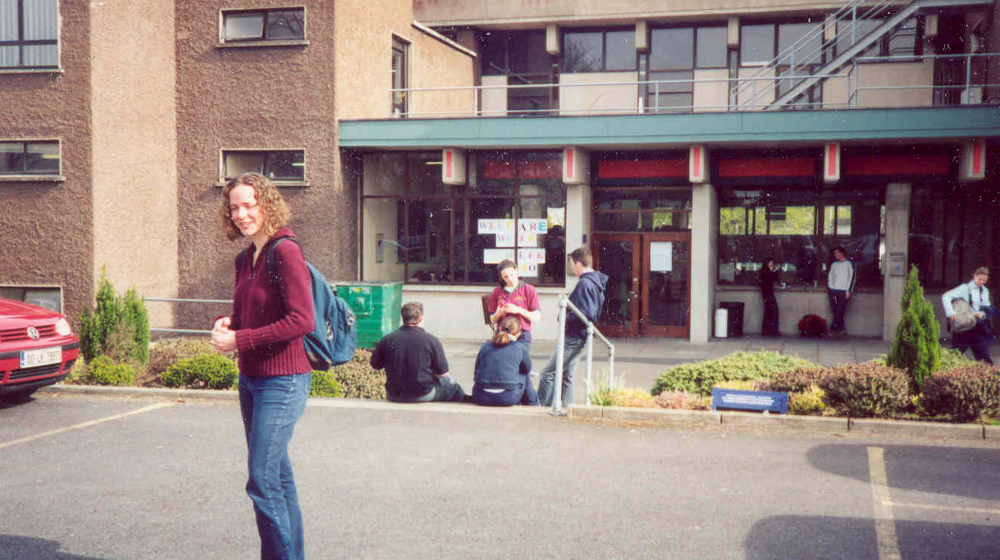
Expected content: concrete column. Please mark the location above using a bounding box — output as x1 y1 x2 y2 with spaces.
883 183 912 340
691 183 718 343
565 182 591 296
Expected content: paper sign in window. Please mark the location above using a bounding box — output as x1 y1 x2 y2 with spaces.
478 219 515 235
547 207 565 228
517 219 547 235
518 232 538 247
650 242 673 272
518 249 545 264
484 249 515 264
496 232 515 247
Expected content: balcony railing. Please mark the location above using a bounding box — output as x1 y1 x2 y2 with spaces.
388 52 1000 119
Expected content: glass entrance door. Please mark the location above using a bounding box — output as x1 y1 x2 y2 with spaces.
593 235 640 337
594 233 690 338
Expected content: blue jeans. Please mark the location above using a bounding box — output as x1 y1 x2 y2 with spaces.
828 289 849 333
537 337 587 408
387 375 467 403
473 377 539 406
239 373 311 560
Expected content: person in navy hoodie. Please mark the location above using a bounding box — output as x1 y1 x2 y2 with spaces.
211 172 313 560
472 315 538 406
537 246 608 408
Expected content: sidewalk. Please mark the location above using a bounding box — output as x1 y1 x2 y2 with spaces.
438 334 896 401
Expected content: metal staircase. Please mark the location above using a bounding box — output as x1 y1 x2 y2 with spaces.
731 0 994 110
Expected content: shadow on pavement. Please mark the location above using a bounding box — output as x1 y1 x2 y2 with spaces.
0 535 108 560
807 444 1000 501
745 515 1000 559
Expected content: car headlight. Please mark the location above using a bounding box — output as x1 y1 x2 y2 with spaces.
55 317 72 336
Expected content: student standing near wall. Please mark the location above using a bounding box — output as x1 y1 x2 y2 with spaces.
759 257 781 337
827 246 856 338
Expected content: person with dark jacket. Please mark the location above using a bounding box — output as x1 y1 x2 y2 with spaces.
759 257 780 337
472 316 538 406
370 302 467 402
211 172 313 560
537 246 609 408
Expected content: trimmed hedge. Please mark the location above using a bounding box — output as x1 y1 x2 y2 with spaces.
818 363 910 418
651 351 818 397
87 355 136 386
920 364 1000 423
332 349 386 399
162 353 239 389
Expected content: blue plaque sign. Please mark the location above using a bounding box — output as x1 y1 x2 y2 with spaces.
711 388 788 414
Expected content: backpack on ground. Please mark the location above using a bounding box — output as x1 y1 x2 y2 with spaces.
950 296 978 334
797 314 827 338
251 237 357 369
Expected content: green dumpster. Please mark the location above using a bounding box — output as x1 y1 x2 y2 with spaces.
336 281 403 349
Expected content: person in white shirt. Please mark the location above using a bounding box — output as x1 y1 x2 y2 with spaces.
826 246 856 337
942 267 996 364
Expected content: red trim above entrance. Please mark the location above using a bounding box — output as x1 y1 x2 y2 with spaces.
843 153 950 176
598 158 687 178
718 157 814 177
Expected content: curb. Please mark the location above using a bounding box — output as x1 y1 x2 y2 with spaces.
40 385 997 441
567 405 998 441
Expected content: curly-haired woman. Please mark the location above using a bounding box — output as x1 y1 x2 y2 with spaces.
211 172 313 560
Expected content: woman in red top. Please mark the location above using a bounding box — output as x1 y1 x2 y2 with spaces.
488 259 541 348
211 172 313 560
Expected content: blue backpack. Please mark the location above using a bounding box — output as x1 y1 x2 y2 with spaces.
242 237 357 369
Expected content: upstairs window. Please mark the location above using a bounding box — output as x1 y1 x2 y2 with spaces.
837 16 923 60
222 7 305 43
562 29 636 72
222 150 305 183
0 140 60 175
0 0 59 69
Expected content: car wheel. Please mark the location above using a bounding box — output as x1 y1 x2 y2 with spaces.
6 390 37 404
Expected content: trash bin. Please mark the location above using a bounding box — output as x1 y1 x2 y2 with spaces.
718 301 744 338
714 308 729 338
335 281 403 349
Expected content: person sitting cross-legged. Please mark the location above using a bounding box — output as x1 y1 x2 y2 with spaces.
370 302 467 403
472 316 539 407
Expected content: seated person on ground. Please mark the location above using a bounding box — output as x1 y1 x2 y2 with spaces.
370 302 467 403
472 316 538 407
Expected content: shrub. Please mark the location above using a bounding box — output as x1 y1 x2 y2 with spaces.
143 338 224 385
713 379 757 391
87 355 136 386
939 348 978 371
920 364 1000 423
887 265 940 391
78 269 151 365
613 388 657 408
310 369 342 398
818 363 910 418
788 386 827 416
587 369 625 406
333 349 386 399
651 351 818 397
162 353 238 389
755 367 827 394
654 390 711 410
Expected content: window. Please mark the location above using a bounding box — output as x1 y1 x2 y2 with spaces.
740 24 775 65
479 30 554 115
718 186 885 288
392 37 408 116
0 286 62 312
0 140 59 175
222 150 305 182
221 7 305 43
0 0 59 69
837 16 923 60
562 29 636 72
593 189 692 232
362 151 567 286
909 183 994 289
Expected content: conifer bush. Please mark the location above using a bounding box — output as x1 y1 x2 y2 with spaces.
887 265 940 391
79 269 150 365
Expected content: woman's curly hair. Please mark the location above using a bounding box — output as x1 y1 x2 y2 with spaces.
220 172 291 241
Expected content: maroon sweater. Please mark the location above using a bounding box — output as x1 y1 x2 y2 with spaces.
229 228 314 377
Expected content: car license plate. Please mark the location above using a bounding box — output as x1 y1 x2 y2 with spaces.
20 347 62 368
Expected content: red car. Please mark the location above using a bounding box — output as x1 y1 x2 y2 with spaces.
0 297 79 402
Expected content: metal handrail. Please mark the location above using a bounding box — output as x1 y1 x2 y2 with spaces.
389 51 999 117
550 293 615 416
144 297 231 335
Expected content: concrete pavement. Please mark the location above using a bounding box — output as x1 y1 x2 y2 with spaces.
438 334 897 404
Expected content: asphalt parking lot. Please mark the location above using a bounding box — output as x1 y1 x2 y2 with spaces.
3 392 1000 559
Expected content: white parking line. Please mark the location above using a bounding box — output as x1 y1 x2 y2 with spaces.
868 446 903 560
886 501 1000 515
0 402 174 450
